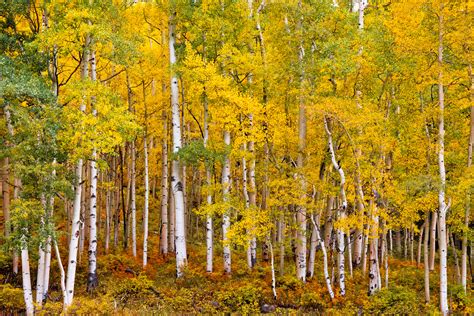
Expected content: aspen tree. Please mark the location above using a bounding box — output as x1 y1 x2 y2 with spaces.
87 47 99 292
169 10 187 276
65 38 90 307
324 117 346 296
437 3 449 313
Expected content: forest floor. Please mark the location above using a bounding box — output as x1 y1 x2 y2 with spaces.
0 234 473 314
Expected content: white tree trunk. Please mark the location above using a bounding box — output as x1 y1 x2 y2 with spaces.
295 10 307 282
424 213 430 303
324 117 347 296
310 216 334 299
160 106 169 255
143 135 149 267
222 130 232 274
437 7 448 314
429 210 438 270
65 42 89 307
308 215 318 278
204 91 213 273
268 238 277 300
21 236 34 316
169 14 187 276
54 240 67 310
87 48 98 292
131 140 137 257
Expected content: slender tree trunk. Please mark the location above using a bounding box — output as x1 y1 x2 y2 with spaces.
160 103 169 255
65 42 89 307
417 225 424 266
269 238 277 300
21 236 34 316
203 88 213 273
87 48 99 292
450 232 461 283
54 240 67 310
169 13 187 276
130 140 137 257
143 87 150 267
311 215 334 300
437 6 449 313
368 202 380 296
295 1 307 282
429 211 438 270
105 171 110 253
308 214 318 278
222 130 232 274
279 213 285 276
324 117 346 296
169 188 175 253
424 213 430 303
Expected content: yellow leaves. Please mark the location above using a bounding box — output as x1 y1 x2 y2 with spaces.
58 79 140 161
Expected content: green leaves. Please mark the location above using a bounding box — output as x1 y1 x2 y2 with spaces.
174 139 228 170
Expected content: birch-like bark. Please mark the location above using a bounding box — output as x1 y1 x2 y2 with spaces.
352 0 368 268
324 117 346 296
437 6 449 313
87 48 99 292
308 214 318 278
54 240 67 310
143 83 150 267
268 238 277 300
295 0 307 282
429 212 438 270
160 91 169 255
21 234 34 316
247 125 258 268
169 13 187 276
131 140 137 257
368 201 380 296
65 40 89 307
203 88 213 273
310 215 335 299
222 130 232 274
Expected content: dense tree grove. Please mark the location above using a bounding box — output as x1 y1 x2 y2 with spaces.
0 0 472 314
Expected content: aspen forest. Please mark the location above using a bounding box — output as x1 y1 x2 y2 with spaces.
1 0 473 314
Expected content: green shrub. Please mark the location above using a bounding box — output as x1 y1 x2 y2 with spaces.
0 284 24 311
163 288 195 312
366 285 421 314
450 285 474 313
300 292 325 312
109 274 159 309
217 284 262 314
